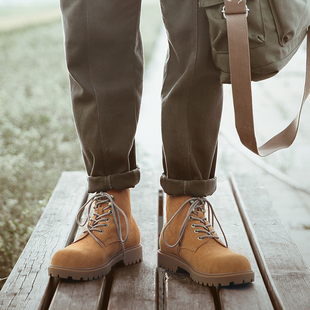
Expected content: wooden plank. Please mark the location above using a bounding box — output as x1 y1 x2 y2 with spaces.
163 271 216 310
49 278 106 310
209 173 273 310
160 192 214 309
107 170 159 309
49 192 107 310
0 171 87 310
231 173 310 310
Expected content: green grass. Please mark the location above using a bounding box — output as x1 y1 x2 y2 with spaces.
0 2 162 289
0 5 57 17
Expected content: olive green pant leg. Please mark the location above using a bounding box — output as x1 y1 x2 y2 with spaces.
160 0 223 197
60 0 143 192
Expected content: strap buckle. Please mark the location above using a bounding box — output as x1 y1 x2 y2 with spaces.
222 4 249 19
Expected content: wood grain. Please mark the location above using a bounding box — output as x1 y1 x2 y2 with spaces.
107 170 158 310
164 271 216 310
49 278 106 310
231 173 310 310
48 192 107 310
0 171 87 310
209 172 273 310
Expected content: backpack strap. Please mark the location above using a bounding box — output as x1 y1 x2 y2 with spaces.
224 0 310 156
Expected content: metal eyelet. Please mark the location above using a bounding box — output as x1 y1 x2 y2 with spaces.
108 202 112 206
194 229 199 234
105 218 110 222
99 230 104 234
197 236 203 240
189 216 193 221
191 224 196 228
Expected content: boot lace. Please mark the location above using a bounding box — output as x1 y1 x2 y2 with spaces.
75 192 129 257
162 197 228 248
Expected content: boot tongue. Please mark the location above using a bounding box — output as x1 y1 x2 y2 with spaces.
166 195 192 222
163 196 228 248
75 192 129 254
190 208 225 245
93 199 111 215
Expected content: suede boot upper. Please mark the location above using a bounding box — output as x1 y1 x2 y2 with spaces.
159 195 254 285
49 189 141 279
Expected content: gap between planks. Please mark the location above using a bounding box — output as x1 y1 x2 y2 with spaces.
229 173 310 310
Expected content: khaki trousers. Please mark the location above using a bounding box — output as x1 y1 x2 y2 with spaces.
60 0 223 197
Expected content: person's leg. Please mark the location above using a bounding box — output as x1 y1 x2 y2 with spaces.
160 0 222 197
158 0 254 286
62 0 143 193
48 0 143 280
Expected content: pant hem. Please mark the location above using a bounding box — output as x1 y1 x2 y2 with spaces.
160 174 217 197
87 167 140 193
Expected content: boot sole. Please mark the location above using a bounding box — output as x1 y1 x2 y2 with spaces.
48 244 143 281
158 250 254 287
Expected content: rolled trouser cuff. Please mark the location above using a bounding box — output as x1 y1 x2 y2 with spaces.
160 174 217 197
87 167 141 193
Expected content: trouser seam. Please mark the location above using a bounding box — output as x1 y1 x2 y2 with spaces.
185 2 199 181
131 1 142 171
184 181 187 195
85 0 107 176
108 175 112 190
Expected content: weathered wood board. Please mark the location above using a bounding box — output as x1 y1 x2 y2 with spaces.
0 171 87 310
107 170 159 309
231 173 310 310
49 191 107 310
211 173 273 310
49 278 106 310
2 170 309 310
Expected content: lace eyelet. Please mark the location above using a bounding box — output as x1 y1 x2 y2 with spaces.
194 229 199 234
99 230 104 234
191 224 196 228
105 218 110 222
197 236 203 240
189 216 193 221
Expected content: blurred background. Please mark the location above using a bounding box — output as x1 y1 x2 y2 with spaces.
0 0 309 291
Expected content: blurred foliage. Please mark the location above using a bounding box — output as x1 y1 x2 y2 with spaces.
0 2 162 289
0 21 84 287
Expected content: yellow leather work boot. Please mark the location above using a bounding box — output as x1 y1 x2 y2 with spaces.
48 189 142 280
158 195 254 286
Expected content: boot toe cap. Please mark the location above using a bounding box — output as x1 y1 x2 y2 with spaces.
211 252 252 274
50 247 90 269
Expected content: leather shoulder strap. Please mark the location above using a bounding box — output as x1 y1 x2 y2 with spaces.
224 0 310 156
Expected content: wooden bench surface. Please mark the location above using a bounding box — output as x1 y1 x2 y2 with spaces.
1 171 309 309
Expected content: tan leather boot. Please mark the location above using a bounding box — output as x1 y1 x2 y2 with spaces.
49 189 142 280
158 195 254 286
